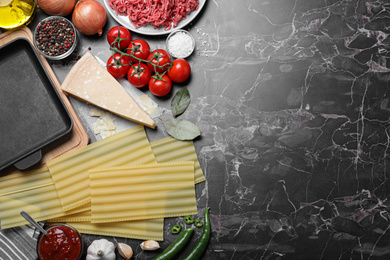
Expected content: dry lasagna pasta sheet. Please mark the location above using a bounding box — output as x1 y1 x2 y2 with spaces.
67 218 164 241
0 167 65 228
0 125 204 241
89 162 198 223
48 207 91 223
150 136 205 184
48 135 204 224
46 136 204 240
47 125 156 211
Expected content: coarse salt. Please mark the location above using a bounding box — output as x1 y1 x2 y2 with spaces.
167 31 194 58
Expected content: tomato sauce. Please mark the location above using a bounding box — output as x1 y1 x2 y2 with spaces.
38 225 82 260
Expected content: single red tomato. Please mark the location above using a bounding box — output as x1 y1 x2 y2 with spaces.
106 53 130 78
127 39 151 63
107 26 132 50
168 58 191 83
147 49 171 73
149 74 172 97
127 63 151 88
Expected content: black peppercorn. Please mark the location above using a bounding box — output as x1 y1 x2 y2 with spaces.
35 17 75 57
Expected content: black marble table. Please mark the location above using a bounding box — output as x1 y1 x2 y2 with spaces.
4 0 390 259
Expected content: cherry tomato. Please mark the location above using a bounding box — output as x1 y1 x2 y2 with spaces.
127 63 151 88
168 58 191 83
149 74 172 97
127 39 151 64
147 49 171 73
107 26 132 50
106 53 130 78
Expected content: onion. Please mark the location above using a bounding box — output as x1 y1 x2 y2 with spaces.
72 0 107 36
37 0 76 16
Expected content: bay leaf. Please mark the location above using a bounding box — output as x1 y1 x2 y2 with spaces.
171 87 190 117
162 118 200 140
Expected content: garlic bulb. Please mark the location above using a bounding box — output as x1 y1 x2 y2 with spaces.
117 243 133 260
140 240 160 251
86 239 116 260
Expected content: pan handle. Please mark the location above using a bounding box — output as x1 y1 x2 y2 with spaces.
14 150 42 170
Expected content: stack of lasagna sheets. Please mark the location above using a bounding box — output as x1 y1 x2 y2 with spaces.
0 125 205 241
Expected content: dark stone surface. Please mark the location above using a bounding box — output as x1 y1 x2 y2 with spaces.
4 0 390 259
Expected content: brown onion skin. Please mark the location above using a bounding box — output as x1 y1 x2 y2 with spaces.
72 0 107 36
37 0 76 16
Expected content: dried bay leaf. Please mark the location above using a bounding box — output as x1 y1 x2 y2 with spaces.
171 87 190 117
162 118 200 140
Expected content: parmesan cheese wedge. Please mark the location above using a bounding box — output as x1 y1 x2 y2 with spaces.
61 52 156 129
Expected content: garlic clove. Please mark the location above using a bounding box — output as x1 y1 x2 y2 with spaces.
117 243 133 260
140 240 160 251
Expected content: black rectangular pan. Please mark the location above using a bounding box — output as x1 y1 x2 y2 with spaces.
0 37 73 171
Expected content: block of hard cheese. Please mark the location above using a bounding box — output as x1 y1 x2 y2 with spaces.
61 52 156 129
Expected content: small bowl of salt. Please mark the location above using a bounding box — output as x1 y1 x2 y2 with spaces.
166 29 195 59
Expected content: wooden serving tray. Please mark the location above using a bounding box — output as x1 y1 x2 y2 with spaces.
0 26 89 175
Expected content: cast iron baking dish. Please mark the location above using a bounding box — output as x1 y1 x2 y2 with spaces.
0 37 73 171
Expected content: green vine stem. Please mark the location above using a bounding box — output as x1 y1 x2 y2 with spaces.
110 46 172 71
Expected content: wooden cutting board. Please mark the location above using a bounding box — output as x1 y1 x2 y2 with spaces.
0 26 89 175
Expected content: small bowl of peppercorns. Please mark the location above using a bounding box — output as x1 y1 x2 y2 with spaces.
34 16 78 60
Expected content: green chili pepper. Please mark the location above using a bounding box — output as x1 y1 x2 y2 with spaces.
194 219 203 228
182 208 211 260
184 216 194 224
153 228 194 260
171 224 182 234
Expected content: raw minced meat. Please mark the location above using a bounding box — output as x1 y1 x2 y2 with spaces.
108 0 199 30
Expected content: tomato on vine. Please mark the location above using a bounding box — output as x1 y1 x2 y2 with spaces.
107 26 132 50
106 53 130 78
168 58 191 83
147 49 171 73
127 63 151 88
149 74 172 97
127 39 151 64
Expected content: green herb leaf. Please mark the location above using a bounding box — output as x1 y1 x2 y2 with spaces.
171 87 191 117
162 119 200 140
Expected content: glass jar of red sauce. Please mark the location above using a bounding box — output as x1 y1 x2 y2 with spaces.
37 224 83 260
